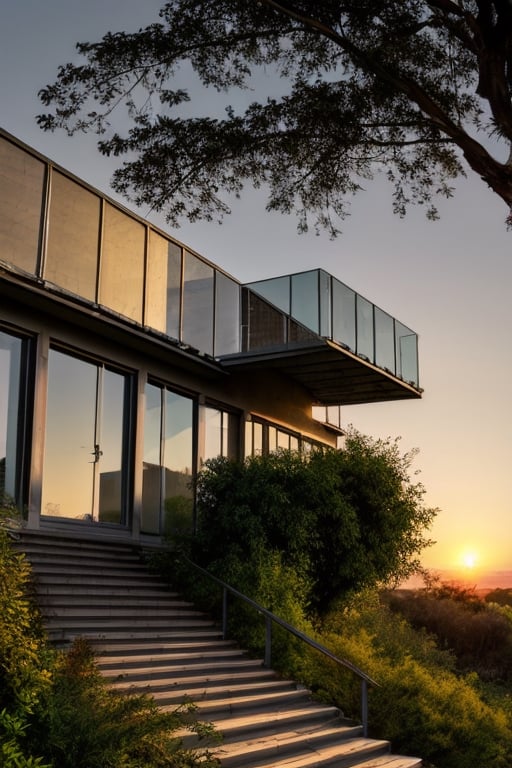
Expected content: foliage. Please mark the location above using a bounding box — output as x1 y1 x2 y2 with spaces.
307 594 512 768
486 588 512 608
37 1 512 235
0 709 50 768
0 505 53 717
0 509 220 768
385 584 512 682
29 637 221 768
192 430 436 613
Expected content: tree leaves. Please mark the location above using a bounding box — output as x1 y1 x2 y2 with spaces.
37 1 512 233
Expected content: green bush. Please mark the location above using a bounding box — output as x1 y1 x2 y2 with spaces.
192 431 436 614
0 510 52 716
29 638 220 768
301 596 512 768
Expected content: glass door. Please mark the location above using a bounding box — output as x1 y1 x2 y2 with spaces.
42 348 129 524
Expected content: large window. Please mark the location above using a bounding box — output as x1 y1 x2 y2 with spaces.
0 329 31 506
245 418 306 457
142 384 194 535
199 404 238 464
42 348 131 524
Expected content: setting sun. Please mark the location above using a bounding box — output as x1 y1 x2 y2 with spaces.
461 551 479 570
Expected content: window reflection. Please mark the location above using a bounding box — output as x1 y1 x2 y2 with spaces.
375 307 395 372
183 252 214 354
42 349 129 523
0 331 23 502
142 383 194 535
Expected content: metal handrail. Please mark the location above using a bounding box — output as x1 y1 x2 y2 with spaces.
180 554 378 736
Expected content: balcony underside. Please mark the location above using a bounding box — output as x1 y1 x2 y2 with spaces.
220 339 422 406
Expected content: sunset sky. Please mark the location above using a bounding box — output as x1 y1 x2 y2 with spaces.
2 1 511 582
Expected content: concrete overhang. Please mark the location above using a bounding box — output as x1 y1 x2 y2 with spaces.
219 338 422 406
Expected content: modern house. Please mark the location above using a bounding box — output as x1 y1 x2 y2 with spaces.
0 128 421 543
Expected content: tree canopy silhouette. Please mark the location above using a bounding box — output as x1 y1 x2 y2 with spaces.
38 1 512 235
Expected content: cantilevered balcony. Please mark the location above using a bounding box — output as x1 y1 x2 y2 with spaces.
218 270 421 406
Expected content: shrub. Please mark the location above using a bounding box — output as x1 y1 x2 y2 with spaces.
301 596 512 768
29 637 221 768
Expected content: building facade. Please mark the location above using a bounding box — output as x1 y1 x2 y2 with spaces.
0 129 421 542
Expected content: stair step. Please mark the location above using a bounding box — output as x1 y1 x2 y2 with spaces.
216 736 390 768
18 531 422 768
176 704 343 745
93 639 236 655
215 724 365 766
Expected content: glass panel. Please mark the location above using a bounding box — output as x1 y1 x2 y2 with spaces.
332 279 356 350
268 426 277 453
277 430 290 450
375 307 395 372
182 251 214 354
319 270 331 337
396 322 419 386
142 383 162 534
291 271 319 333
247 276 290 314
42 350 97 519
244 291 286 351
289 435 299 451
253 421 262 456
163 390 194 534
100 203 145 322
166 242 182 339
0 331 22 501
145 230 168 333
327 405 341 428
45 171 100 301
0 137 45 274
215 272 240 356
356 295 374 361
202 406 222 463
98 369 127 524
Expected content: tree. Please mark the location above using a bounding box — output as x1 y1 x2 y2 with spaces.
37 1 512 236
192 431 437 613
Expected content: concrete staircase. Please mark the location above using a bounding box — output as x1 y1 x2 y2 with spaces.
17 530 422 768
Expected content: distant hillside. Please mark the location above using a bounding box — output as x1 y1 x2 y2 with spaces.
403 570 512 591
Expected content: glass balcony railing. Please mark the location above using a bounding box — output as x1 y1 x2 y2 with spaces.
246 269 419 389
0 131 419 393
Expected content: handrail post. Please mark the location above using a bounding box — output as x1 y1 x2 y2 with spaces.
264 614 272 667
361 679 368 737
222 586 228 639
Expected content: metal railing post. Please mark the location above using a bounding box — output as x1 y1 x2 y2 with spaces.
264 614 272 667
222 586 228 639
361 679 368 737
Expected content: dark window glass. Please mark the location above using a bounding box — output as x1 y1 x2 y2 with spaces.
243 290 286 351
45 171 100 301
0 137 44 274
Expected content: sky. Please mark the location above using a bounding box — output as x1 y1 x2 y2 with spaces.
2 1 511 582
